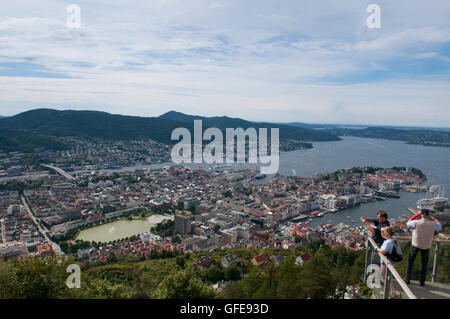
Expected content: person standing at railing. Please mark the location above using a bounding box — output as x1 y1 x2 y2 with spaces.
404 209 442 286
361 210 390 247
375 226 401 297
361 210 390 264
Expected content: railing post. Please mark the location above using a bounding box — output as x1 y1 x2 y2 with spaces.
383 267 391 299
367 237 417 299
432 241 440 283
364 241 370 283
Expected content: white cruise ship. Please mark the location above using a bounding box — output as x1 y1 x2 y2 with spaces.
417 186 448 209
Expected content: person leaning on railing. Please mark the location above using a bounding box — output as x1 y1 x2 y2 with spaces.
361 210 390 265
374 227 396 274
374 226 400 297
404 209 442 286
361 210 390 247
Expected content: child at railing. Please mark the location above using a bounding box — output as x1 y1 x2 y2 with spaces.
375 226 401 298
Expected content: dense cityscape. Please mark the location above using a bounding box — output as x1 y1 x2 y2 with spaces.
2 146 447 260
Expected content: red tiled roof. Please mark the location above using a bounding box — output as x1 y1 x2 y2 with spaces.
253 253 268 264
300 252 310 262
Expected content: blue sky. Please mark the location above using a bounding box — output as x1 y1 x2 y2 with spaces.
0 0 449 127
0 62 72 78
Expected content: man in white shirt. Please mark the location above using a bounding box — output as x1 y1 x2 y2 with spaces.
404 209 442 286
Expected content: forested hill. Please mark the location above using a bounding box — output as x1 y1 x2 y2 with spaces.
0 109 341 152
0 129 67 152
0 109 184 144
159 111 341 142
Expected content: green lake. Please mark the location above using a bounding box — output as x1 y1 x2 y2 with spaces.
76 214 173 243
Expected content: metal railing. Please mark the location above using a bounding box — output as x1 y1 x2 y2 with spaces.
394 236 450 284
364 237 417 299
364 236 450 299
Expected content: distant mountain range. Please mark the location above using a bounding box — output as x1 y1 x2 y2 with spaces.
0 109 188 144
159 111 340 142
321 126 450 147
0 109 340 152
287 121 450 147
287 122 450 132
2 108 447 153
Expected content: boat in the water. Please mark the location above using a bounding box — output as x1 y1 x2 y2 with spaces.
417 186 448 209
376 190 400 198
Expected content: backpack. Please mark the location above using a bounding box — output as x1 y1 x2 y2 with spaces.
387 239 403 263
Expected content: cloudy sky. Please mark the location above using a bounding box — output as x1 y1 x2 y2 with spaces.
0 0 449 126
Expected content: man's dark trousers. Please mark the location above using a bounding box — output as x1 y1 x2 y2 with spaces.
405 245 430 285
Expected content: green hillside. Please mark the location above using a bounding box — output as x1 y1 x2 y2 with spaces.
0 109 341 152
0 129 67 152
0 243 366 299
0 109 185 144
160 111 341 142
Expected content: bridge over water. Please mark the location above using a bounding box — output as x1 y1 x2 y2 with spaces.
42 164 75 181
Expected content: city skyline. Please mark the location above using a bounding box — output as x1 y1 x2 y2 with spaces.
1 1 450 126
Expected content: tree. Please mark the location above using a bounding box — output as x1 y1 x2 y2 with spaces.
213 224 220 233
223 190 232 198
222 268 267 298
149 250 158 260
332 254 353 299
274 257 304 298
12 256 76 299
176 256 186 269
107 252 118 263
300 253 336 299
205 264 225 284
155 269 216 299
224 265 241 281
220 281 244 298
74 278 133 299
0 261 19 298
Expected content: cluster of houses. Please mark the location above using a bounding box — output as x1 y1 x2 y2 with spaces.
0 190 47 260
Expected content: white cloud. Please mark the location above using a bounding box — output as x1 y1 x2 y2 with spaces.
0 0 449 126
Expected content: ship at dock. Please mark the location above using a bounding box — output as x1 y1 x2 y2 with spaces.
375 190 400 198
416 185 448 209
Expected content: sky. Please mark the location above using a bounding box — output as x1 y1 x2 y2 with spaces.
0 0 449 127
